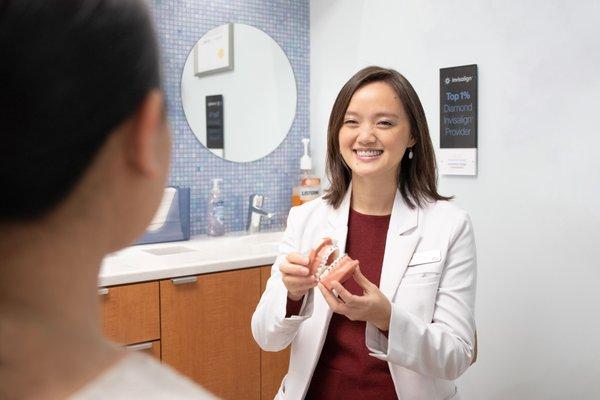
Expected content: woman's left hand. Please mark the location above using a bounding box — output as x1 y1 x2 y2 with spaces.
318 267 391 331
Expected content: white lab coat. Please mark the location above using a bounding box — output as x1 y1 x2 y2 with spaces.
251 186 477 400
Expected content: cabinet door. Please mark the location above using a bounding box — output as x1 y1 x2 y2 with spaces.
260 266 291 400
160 268 261 400
100 281 160 345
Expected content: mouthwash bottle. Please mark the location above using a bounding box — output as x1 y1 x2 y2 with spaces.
292 138 321 206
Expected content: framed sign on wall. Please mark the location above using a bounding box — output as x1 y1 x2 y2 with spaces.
205 94 224 158
194 23 234 77
439 64 478 176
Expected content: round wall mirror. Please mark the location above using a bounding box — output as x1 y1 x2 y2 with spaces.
181 23 297 163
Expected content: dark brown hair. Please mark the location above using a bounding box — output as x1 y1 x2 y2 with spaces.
323 66 452 209
0 0 160 220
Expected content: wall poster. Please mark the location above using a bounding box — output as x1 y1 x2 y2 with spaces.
439 64 478 175
206 94 224 158
194 23 234 77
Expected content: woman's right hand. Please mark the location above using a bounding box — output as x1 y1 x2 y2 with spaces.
279 252 318 301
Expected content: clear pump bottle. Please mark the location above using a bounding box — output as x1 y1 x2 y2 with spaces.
207 178 225 236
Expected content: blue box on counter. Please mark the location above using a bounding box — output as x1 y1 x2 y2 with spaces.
135 187 190 245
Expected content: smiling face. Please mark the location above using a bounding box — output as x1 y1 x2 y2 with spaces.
339 81 415 183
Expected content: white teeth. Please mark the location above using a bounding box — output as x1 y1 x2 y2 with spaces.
316 253 347 280
356 150 383 157
315 245 337 279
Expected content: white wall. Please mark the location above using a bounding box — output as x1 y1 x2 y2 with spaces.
311 1 600 398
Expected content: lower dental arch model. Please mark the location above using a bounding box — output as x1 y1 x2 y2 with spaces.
308 237 359 291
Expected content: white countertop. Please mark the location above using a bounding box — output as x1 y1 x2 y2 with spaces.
98 230 284 287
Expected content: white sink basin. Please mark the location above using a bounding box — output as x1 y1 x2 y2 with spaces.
248 242 279 254
100 230 284 286
232 231 283 246
181 230 282 254
229 231 282 253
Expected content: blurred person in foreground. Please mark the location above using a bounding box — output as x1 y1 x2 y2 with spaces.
0 1 215 398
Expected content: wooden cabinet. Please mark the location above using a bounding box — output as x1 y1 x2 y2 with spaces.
100 266 290 399
100 281 160 346
125 339 161 359
260 266 291 400
160 268 261 400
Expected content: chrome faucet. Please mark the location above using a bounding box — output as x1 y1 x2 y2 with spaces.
247 194 275 233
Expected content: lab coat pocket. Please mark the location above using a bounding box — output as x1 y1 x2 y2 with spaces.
407 249 441 267
401 272 440 285
403 250 442 285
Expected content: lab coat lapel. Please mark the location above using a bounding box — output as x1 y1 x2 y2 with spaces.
325 183 352 253
379 190 421 300
311 186 352 336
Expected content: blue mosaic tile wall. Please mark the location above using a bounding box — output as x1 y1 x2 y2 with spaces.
151 0 309 235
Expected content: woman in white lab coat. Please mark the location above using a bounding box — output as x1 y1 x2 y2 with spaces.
252 66 477 400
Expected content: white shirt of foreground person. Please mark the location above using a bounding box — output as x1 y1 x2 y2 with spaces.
70 353 217 399
252 184 477 400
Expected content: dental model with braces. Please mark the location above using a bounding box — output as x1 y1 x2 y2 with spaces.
308 237 359 291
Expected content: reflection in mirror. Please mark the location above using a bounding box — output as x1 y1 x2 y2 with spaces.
181 23 297 163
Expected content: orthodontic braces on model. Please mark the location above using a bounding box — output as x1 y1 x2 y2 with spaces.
308 237 359 291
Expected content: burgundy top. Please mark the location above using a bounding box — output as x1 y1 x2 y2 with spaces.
287 208 396 399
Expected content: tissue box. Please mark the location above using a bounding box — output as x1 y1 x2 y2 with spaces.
135 187 191 245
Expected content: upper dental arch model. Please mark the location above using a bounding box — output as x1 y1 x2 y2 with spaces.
308 237 359 291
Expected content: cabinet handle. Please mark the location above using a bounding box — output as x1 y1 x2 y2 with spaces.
97 288 109 295
126 341 153 351
171 276 198 285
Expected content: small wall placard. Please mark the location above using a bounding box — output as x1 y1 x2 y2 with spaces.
194 23 233 77
206 94 224 158
439 64 478 175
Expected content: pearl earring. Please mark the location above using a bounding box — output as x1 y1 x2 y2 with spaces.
408 148 414 160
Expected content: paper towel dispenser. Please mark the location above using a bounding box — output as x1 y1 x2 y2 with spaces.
135 187 190 245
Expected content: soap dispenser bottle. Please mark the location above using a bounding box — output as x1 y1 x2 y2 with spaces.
207 178 225 236
292 138 321 206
